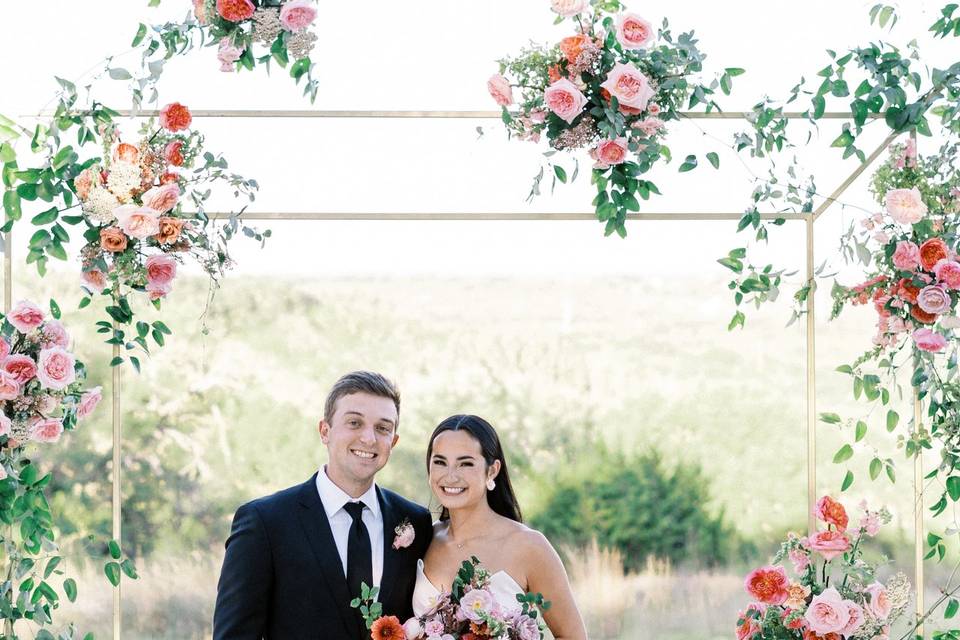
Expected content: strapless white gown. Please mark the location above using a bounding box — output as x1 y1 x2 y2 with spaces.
412 559 525 617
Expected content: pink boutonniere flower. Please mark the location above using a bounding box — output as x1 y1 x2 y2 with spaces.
392 518 415 550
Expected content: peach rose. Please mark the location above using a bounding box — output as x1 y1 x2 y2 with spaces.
744 565 789 604
155 217 185 245
913 328 947 352
892 240 920 271
114 205 160 240
74 167 101 200
784 583 811 609
804 588 848 635
8 300 45 334
550 0 587 17
77 386 102 420
559 34 591 64
601 62 655 110
163 141 185 167
3 355 37 384
113 143 139 164
29 418 63 444
807 530 850 560
487 74 513 107
37 347 76 391
142 184 180 214
544 78 588 124
81 269 108 292
159 102 192 132
279 0 317 32
814 496 848 531
885 187 927 224
592 137 629 169
920 238 950 271
0 370 21 401
616 13 654 50
100 227 129 253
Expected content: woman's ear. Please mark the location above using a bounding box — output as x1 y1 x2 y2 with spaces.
488 459 502 480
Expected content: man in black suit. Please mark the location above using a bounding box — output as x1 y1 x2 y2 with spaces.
213 371 433 639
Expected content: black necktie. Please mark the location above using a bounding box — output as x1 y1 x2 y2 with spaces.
344 501 373 601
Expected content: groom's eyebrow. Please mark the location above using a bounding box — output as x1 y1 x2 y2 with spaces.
342 410 395 427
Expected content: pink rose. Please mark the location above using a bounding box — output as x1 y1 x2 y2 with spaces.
3 355 37 384
77 386 102 420
0 371 21 401
865 582 891 620
392 522 415 549
29 418 63 444
917 284 951 314
550 0 587 17
632 117 666 137
647 103 661 115
145 255 177 288
616 13 654 50
935 259 960 289
0 339 9 361
0 414 10 437
487 74 513 107
81 269 108 293
593 137 629 169
114 205 161 240
37 347 76 391
807 530 850 560
8 300 45 334
146 281 173 301
601 62 655 111
544 79 588 124
279 0 317 32
424 619 444 637
744 565 789 604
885 187 927 224
142 184 180 214
460 588 495 623
841 601 865 636
804 588 849 635
41 320 70 349
892 241 920 271
913 328 947 352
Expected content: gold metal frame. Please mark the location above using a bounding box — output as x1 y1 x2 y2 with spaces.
1 109 922 638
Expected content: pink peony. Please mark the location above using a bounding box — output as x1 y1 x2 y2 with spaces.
0 370 20 401
935 259 960 289
744 565 790 604
41 320 70 349
616 13 654 50
279 0 317 32
892 241 921 271
807 530 851 560
601 62 655 110
37 347 76 391
460 588 495 623
145 255 177 288
917 284 951 315
29 418 63 444
3 355 37 384
142 183 180 214
487 74 513 107
885 187 927 224
592 138 629 169
913 328 947 352
77 386 102 420
550 0 587 17
82 269 108 293
804 588 849 635
544 79 588 124
8 300 45 334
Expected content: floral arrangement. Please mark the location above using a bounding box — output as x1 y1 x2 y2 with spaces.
736 496 912 640
67 101 264 369
192 0 320 101
353 558 549 640
489 0 736 237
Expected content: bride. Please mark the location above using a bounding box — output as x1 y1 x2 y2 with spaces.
413 414 587 640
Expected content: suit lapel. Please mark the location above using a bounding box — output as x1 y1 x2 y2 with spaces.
296 474 360 639
377 487 401 610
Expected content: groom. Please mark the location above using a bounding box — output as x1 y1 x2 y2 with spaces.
213 371 433 639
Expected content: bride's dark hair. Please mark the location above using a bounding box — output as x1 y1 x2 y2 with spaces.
426 415 523 523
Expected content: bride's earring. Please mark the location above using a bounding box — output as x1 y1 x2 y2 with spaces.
486 479 496 491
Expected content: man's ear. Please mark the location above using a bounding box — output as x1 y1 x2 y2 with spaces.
391 432 400 449
319 419 331 444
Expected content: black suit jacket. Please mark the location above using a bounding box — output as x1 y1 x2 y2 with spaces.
213 474 433 639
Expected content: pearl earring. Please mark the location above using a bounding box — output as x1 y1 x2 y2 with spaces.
486 479 496 491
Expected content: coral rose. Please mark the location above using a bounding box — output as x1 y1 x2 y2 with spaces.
559 34 591 64
163 140 185 166
736 615 760 640
807 530 850 560
4 355 37 384
370 616 404 640
601 62 655 110
814 495 848 530
591 138 629 169
892 240 920 272
544 78 588 124
37 347 76 391
885 187 927 224
216 0 255 22
920 238 950 271
487 74 513 107
8 300 45 334
616 13 654 50
913 328 947 352
159 102 192 132
744 565 789 604
100 227 129 253
155 217 185 245
279 0 317 32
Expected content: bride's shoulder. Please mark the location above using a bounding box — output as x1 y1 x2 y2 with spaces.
502 521 555 554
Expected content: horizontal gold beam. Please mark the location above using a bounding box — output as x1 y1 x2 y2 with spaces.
208 211 805 221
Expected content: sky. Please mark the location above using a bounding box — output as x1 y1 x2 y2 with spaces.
0 0 956 279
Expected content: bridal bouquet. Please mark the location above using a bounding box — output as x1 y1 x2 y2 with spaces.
490 0 733 237
354 558 549 640
192 0 320 101
736 496 911 640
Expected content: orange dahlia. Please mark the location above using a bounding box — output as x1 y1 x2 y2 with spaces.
370 616 405 640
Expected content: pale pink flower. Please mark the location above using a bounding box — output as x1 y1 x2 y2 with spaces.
892 240 920 271
550 0 587 17
873 230 891 244
514 614 540 640
616 13 655 50
885 187 927 224
935 259 960 289
865 582 891 620
29 418 63 444
279 0 317 32
647 103 661 115
887 316 908 334
403 618 423 639
145 255 177 289
37 347 76 391
529 110 547 124
861 217 876 230
460 588 495 623
600 62 655 110
82 268 108 293
142 183 180 214
941 315 960 329
0 414 9 437
804 587 849 635
591 138 629 169
424 619 444 637
487 74 513 107
544 79 588 124
0 371 20 401
41 320 70 349
807 530 850 560
0 339 9 361
77 386 102 420
392 520 415 549
913 328 947 352
841 601 865 636
114 205 161 240
3 355 37 384
918 285 951 314
146 281 173 300
632 117 666 137
8 300 45 334
788 548 810 573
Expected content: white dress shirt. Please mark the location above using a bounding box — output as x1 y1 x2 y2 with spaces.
315 466 384 589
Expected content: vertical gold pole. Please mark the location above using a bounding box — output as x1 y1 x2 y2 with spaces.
914 390 924 638
806 214 817 534
112 339 121 640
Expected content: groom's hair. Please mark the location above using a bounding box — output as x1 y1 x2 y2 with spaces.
323 371 401 426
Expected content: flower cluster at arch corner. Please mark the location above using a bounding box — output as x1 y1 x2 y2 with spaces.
0 300 101 466
192 0 320 101
736 496 912 640
488 0 738 237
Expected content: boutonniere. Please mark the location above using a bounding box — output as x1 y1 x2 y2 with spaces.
392 518 415 550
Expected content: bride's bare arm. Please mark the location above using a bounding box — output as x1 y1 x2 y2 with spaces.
520 530 588 640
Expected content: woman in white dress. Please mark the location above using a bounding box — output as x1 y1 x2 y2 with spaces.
412 415 587 640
